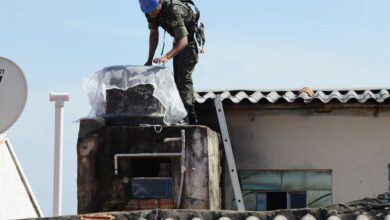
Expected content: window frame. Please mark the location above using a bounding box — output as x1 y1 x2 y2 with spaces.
237 169 332 211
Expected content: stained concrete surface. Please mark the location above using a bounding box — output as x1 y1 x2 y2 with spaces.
77 119 221 214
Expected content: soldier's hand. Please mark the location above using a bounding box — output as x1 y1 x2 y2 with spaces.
153 56 169 64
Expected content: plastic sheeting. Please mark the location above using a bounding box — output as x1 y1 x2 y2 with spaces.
83 65 187 125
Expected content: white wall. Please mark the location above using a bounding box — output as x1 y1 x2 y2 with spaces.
0 139 40 219
225 108 390 204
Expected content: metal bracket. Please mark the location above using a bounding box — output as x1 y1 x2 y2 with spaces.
214 95 246 211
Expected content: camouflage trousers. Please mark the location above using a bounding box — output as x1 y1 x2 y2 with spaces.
173 39 199 123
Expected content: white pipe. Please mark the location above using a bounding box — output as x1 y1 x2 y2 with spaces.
49 92 69 217
176 129 186 208
164 137 182 142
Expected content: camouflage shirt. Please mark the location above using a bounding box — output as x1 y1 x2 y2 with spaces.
146 0 195 40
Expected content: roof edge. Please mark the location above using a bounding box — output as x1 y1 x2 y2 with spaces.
195 89 390 104
3 136 44 217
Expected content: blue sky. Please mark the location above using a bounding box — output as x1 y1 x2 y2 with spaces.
2 0 390 216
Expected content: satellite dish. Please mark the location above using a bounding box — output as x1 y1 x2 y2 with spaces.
0 57 28 134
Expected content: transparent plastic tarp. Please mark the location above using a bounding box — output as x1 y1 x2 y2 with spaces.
83 65 187 124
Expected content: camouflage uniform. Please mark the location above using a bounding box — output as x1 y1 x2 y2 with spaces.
146 0 199 123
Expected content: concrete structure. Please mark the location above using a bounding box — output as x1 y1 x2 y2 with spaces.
195 89 390 211
0 135 42 219
77 85 221 214
77 120 221 213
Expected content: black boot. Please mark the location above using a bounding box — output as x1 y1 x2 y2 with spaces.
186 104 198 125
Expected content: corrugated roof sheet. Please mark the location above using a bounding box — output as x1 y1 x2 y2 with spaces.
195 89 390 104
35 193 390 220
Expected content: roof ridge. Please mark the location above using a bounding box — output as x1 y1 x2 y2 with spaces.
195 89 390 104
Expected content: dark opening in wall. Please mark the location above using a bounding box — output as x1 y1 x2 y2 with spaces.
267 192 287 210
131 158 172 177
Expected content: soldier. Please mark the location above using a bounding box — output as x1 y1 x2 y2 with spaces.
139 0 204 124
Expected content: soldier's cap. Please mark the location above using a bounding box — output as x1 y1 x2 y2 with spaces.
139 0 160 13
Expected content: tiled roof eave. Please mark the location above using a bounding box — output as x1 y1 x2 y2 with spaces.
195 89 390 105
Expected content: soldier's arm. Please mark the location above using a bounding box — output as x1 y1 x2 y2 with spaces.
153 36 188 64
146 28 159 66
165 36 188 59
153 5 188 64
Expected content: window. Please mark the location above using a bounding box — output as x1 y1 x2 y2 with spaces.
289 192 306 208
234 170 332 211
267 192 287 210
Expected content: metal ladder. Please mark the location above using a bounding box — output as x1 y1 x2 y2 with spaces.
214 95 246 211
